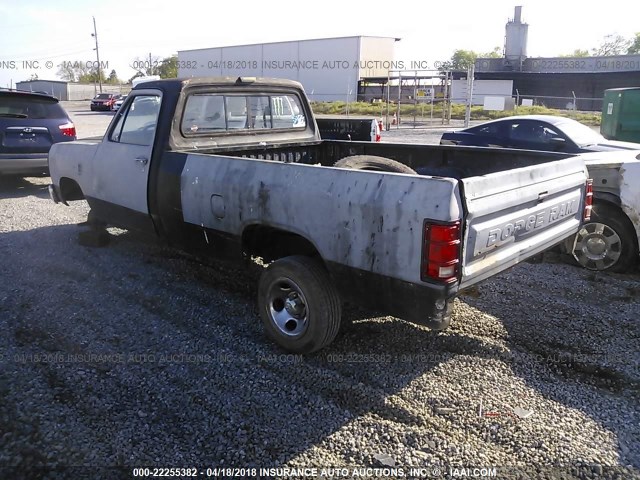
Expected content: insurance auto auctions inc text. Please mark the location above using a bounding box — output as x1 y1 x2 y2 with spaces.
203 466 497 478
177 60 443 71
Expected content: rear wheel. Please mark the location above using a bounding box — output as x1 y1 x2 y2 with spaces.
572 204 638 272
333 155 417 174
258 256 341 353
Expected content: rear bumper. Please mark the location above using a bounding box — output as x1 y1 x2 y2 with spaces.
327 261 458 330
0 154 49 175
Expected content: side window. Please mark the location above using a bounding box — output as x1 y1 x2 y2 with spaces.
473 123 500 135
541 125 562 140
510 121 561 144
509 122 530 140
110 95 161 146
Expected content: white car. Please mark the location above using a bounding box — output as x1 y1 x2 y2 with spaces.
113 95 127 111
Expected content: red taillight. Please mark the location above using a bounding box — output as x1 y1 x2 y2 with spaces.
376 120 383 141
421 221 461 283
59 122 76 137
583 179 593 221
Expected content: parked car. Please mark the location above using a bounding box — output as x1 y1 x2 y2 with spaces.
440 115 640 153
90 93 117 111
0 89 76 176
112 94 127 111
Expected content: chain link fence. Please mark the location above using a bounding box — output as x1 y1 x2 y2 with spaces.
345 70 606 129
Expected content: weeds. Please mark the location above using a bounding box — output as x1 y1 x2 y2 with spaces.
311 101 602 126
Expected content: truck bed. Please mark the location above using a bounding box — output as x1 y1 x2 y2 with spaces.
183 140 573 179
165 140 586 296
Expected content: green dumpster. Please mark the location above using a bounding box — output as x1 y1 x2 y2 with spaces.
601 87 640 143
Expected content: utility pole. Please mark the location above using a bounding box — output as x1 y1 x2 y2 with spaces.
464 64 475 127
91 16 102 93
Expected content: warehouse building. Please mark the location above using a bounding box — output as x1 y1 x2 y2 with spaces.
14 79 127 100
177 36 401 102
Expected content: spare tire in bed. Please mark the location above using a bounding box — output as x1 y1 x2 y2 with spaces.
333 155 417 174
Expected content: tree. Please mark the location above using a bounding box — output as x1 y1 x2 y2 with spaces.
106 69 120 84
78 66 104 84
440 48 502 71
440 49 477 71
559 49 590 57
481 47 502 58
56 60 104 83
56 62 78 81
128 54 178 82
157 55 178 78
130 55 162 77
592 34 632 56
628 32 640 54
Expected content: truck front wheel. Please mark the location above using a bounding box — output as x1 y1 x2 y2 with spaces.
258 256 341 354
571 204 638 272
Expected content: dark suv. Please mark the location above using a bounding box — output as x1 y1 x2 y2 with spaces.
90 93 117 111
0 90 76 176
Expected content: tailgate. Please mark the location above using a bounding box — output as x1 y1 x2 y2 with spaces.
460 156 587 287
2 126 53 153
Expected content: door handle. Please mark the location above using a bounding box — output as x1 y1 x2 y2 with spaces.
135 156 148 166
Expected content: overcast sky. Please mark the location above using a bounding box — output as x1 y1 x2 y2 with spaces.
0 0 638 88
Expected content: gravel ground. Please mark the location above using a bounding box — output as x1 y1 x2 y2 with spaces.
0 117 638 479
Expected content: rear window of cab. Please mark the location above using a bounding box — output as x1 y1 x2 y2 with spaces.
180 93 307 135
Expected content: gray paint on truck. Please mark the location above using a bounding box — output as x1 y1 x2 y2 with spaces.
180 153 461 285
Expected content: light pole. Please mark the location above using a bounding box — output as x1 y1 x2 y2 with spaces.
91 16 102 93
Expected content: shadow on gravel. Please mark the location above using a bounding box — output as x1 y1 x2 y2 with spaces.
0 224 637 474
0 224 492 471
0 176 49 200
458 255 640 469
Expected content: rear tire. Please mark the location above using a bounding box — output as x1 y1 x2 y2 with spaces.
333 155 417 174
571 204 638 272
258 256 341 353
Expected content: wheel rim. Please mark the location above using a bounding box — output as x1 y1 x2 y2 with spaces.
266 277 309 337
572 222 622 270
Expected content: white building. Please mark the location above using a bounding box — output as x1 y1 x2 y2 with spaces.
15 79 128 100
177 36 400 102
450 79 514 105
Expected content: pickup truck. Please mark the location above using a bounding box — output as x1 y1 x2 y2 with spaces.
48 77 591 353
